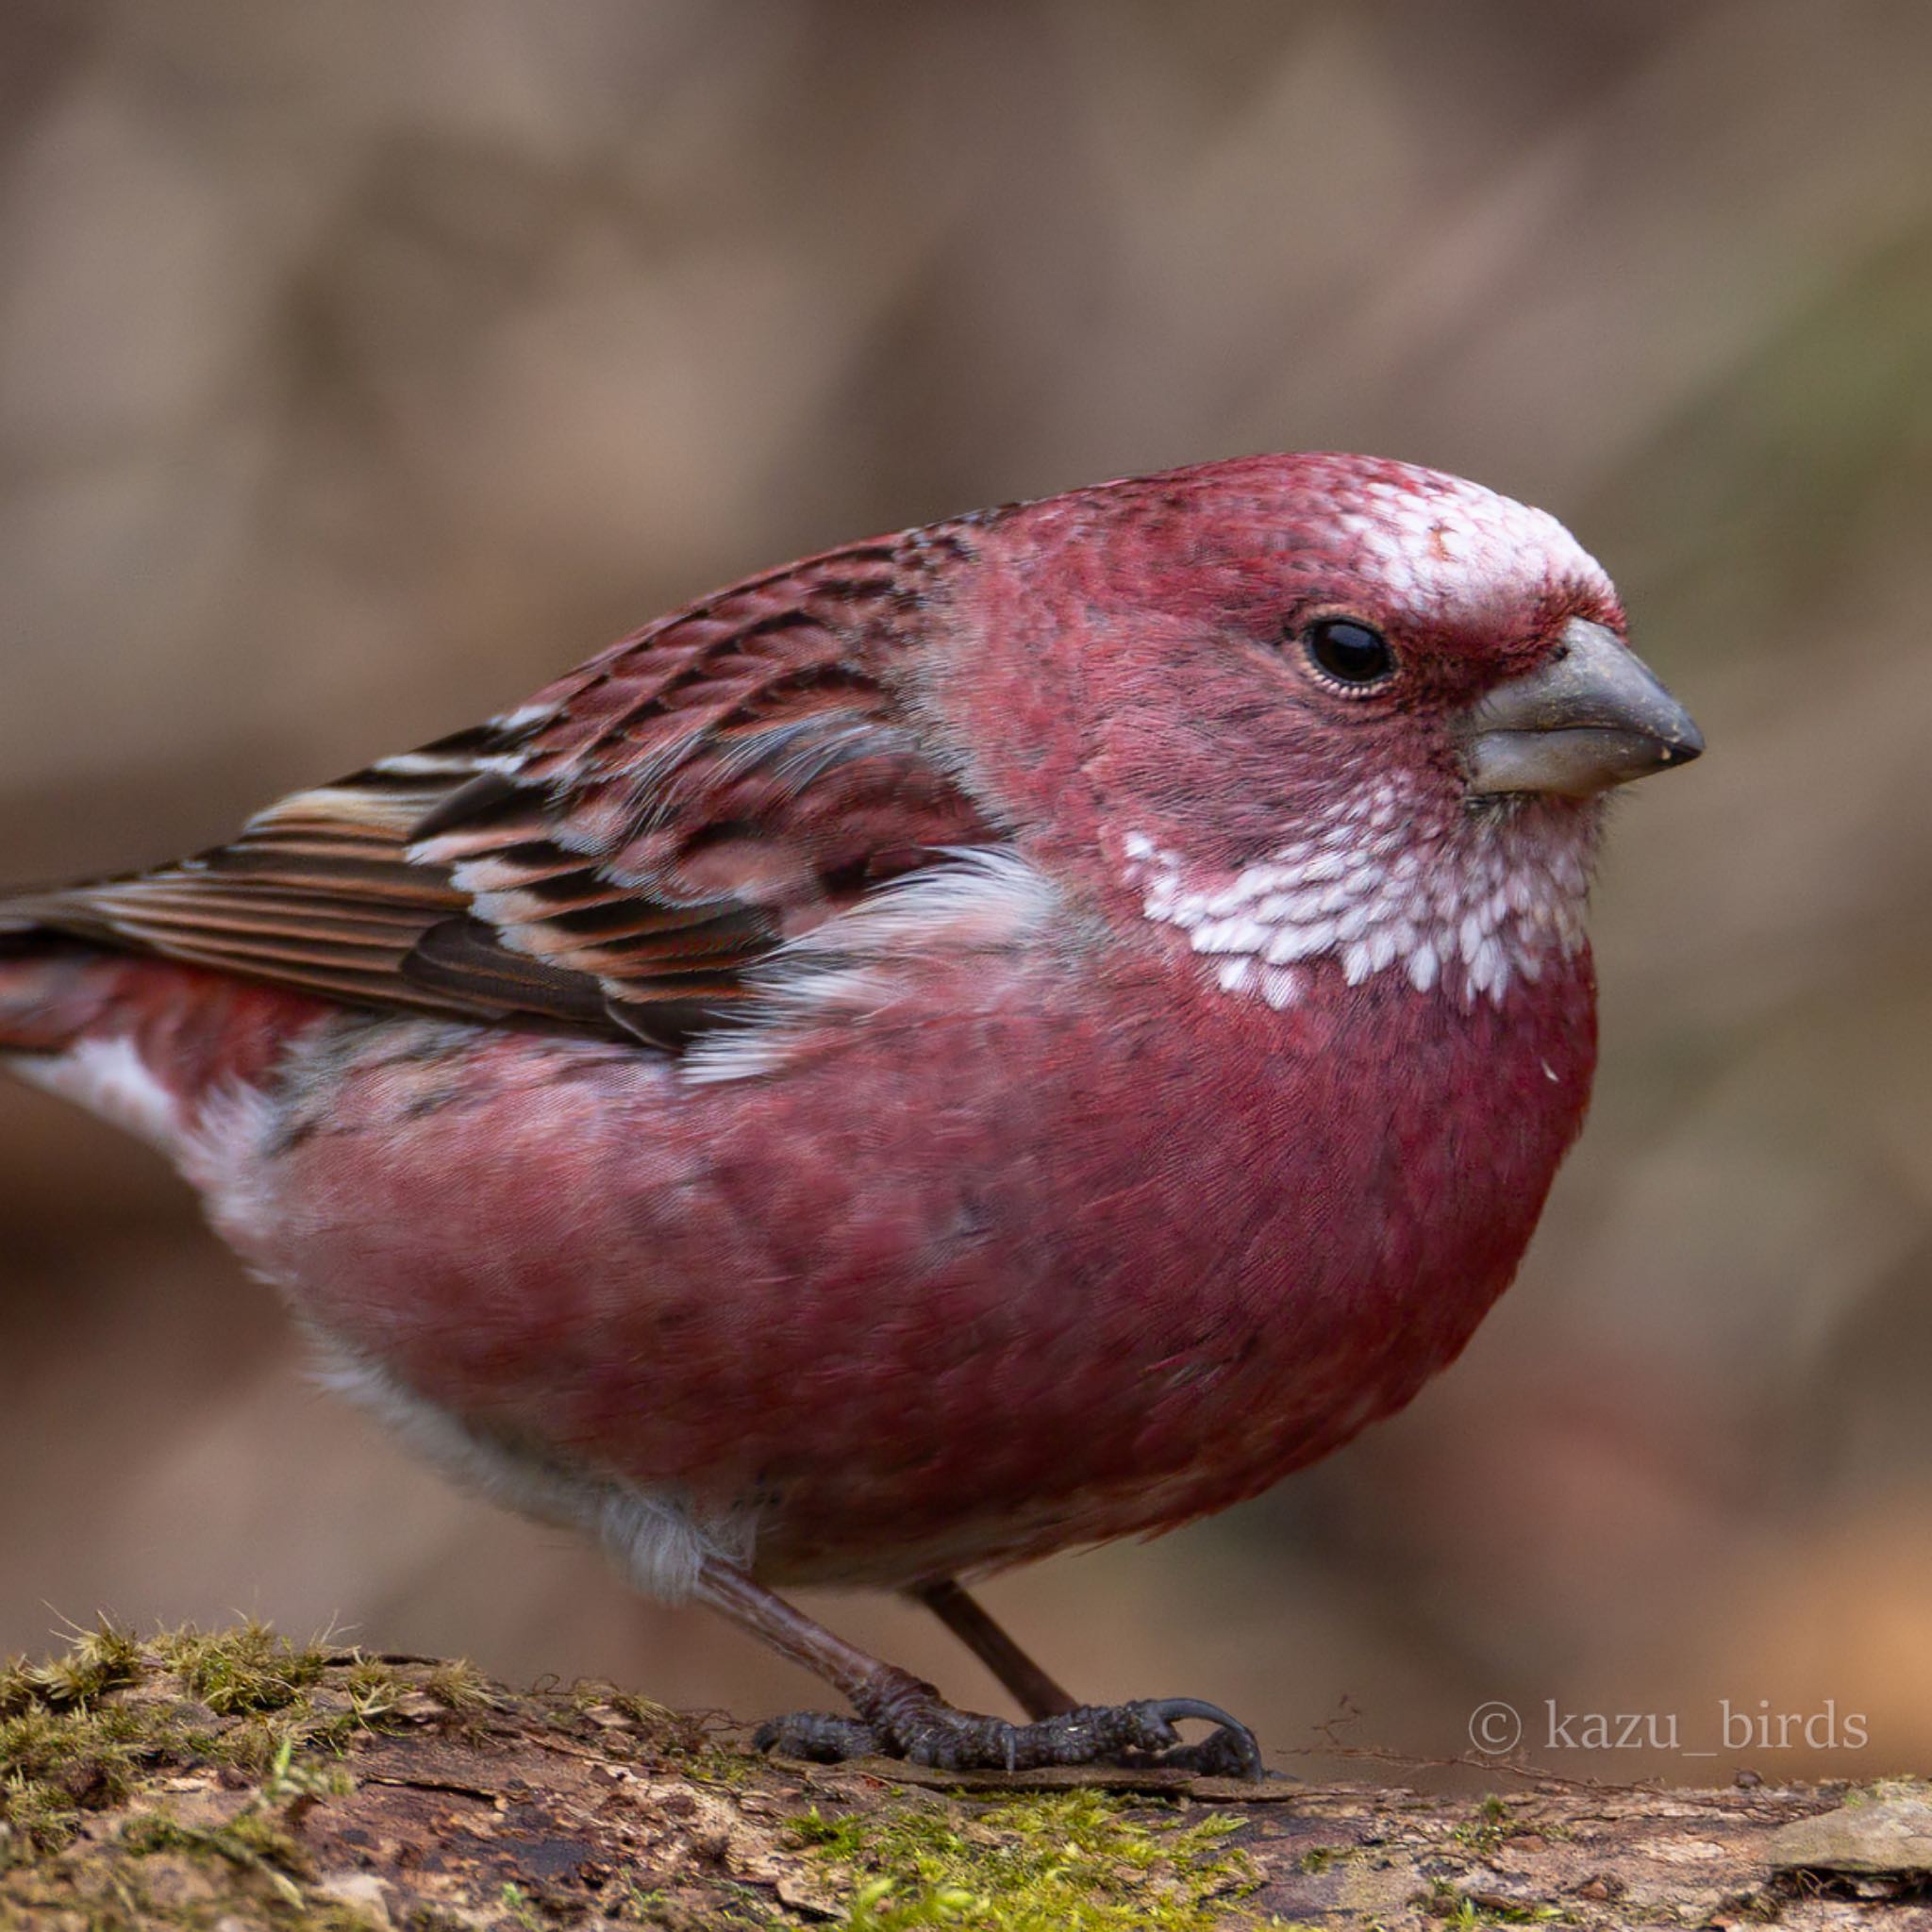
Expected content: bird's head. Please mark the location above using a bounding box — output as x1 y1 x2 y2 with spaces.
928 452 1702 1009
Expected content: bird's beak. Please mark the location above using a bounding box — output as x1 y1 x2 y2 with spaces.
1456 618 1705 799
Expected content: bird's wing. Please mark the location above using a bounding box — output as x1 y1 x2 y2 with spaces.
10 536 1000 1045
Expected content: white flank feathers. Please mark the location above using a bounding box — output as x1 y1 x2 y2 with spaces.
313 1344 756 1603
682 848 1059 1084
7 1035 184 1152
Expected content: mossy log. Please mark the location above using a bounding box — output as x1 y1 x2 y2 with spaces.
3 1625 1929 1929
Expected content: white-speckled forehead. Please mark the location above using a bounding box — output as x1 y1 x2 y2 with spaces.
1323 464 1612 621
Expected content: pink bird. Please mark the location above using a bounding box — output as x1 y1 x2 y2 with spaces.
0 455 1701 1774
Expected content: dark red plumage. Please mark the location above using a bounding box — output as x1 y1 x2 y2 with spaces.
0 454 1700 1772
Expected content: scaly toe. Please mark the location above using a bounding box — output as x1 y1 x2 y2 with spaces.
754 1709 882 1762
850 1675 1266 1775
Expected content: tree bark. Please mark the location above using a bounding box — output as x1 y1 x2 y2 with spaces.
3 1630 1928 1928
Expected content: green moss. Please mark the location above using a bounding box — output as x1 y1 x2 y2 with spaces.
1452 1794 1516 1857
787 1787 1261 1931
1842 1775 1932 1807
1297 1842 1354 1874
0 1619 390 1878
423 1657 496 1716
1 1621 143 1714
116 1736 358 1924
156 1621 329 1717
0 1656 184 1861
124 1807 311 1908
0 1622 540 1929
1416 1876 1565 1926
0 1768 86 1863
616 1877 772 1928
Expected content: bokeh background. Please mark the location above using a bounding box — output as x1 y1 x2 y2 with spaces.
4 0 1931 1786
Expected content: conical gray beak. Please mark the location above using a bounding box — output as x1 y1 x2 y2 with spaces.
1457 618 1705 799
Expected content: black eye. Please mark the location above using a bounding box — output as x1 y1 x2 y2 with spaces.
1301 617 1395 690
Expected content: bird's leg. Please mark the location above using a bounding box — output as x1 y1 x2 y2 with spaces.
908 1576 1078 1720
692 1556 1263 1776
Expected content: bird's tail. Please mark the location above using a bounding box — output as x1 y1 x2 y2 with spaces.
0 919 329 1159
0 925 127 1052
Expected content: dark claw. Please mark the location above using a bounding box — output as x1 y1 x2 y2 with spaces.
758 1674 1265 1779
1130 1698 1265 1779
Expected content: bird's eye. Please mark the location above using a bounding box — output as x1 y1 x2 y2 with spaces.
1301 617 1395 691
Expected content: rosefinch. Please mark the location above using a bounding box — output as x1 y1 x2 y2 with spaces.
0 455 1700 1774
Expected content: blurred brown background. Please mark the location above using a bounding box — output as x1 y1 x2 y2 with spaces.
3 0 1930 1785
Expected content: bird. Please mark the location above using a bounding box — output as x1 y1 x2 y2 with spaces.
0 453 1702 1776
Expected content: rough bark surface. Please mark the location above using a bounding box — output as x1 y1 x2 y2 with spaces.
3 1628 1930 1929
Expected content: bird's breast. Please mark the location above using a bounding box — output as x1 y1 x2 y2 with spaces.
211 937 1596 1584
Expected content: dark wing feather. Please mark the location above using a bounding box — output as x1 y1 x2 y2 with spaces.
9 533 999 1045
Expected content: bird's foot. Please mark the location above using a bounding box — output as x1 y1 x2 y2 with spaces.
754 1666 1263 1777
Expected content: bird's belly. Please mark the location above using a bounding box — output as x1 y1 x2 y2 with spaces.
749 1363 1417 1589
212 961 1591 1590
